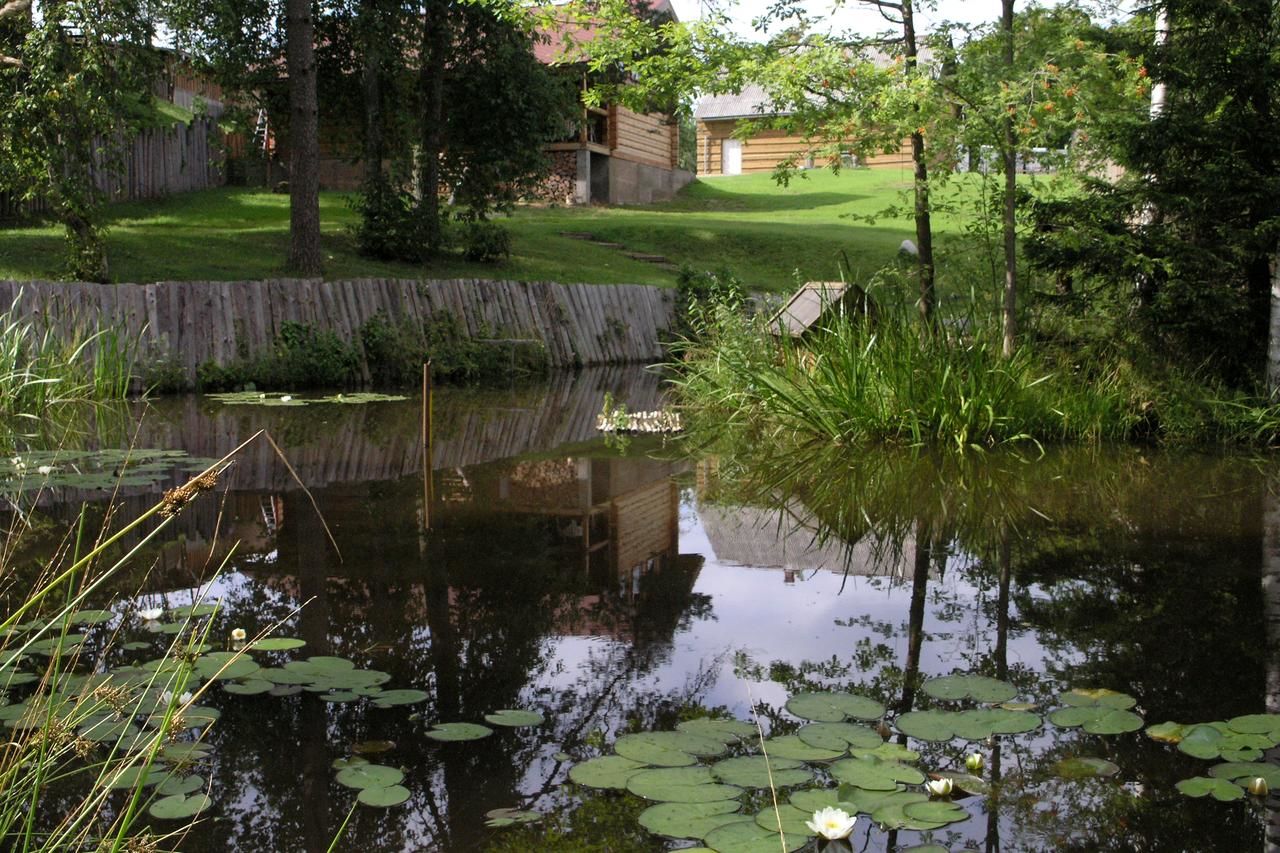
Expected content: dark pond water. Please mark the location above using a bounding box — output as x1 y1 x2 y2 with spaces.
4 367 1280 852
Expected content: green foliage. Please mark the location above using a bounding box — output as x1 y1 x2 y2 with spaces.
0 292 135 422
0 0 160 280
196 321 359 391
671 279 1141 450
674 264 744 337
461 220 512 264
348 176 436 263
359 311 548 386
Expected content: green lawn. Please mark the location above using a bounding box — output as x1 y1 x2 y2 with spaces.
0 167 976 292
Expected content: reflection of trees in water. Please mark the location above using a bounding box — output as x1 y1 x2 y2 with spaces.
702 445 1274 851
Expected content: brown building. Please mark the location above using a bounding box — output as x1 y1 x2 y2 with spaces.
694 83 910 176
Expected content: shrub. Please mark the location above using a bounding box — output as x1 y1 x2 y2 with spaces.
461 220 512 263
674 264 745 337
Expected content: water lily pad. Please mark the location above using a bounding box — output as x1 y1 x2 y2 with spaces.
69 609 114 625
107 765 161 789
628 767 744 803
829 757 924 790
615 731 726 766
162 743 212 762
260 668 317 686
921 674 1017 704
223 679 273 696
1146 721 1190 744
797 722 883 752
1060 688 1136 710
1226 714 1280 736
929 770 988 795
247 637 306 652
1208 761 1280 787
702 820 808 853
336 764 404 790
358 784 411 807
484 709 544 727
121 642 153 651
169 604 217 619
753 803 816 837
786 692 885 723
568 755 647 789
194 654 259 682
1175 776 1245 802
352 740 396 754
902 800 969 825
712 756 813 789
761 735 844 761
896 710 956 742
638 801 746 839
872 799 946 830
333 757 369 770
789 788 859 814
424 722 491 741
850 742 920 763
1048 706 1143 735
1054 757 1120 780
149 793 213 820
79 718 140 743
270 685 304 697
319 691 360 703
158 773 205 796
485 808 542 827
677 718 759 743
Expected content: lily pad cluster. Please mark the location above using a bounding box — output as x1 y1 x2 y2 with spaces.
1144 712 1280 801
1047 689 1144 735
0 448 214 493
568 685 989 851
332 756 411 807
206 391 407 407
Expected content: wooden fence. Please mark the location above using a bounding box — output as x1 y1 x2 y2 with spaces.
0 118 225 221
0 278 676 382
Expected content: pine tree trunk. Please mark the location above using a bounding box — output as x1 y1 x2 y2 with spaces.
285 0 322 275
901 0 936 330
1000 0 1018 358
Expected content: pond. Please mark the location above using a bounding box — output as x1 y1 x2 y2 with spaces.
3 366 1279 851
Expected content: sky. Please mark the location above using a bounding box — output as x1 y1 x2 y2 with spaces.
667 0 1137 40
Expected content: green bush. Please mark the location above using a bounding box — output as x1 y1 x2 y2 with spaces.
196 321 359 391
348 176 441 263
674 264 745 337
461 220 512 263
360 311 547 385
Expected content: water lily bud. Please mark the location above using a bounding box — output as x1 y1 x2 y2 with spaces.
1248 777 1269 797
925 778 954 798
230 628 247 642
965 752 984 772
804 807 857 840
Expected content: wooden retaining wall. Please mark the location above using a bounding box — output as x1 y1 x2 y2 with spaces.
0 278 676 382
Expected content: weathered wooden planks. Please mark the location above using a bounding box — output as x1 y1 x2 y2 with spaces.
2 277 677 385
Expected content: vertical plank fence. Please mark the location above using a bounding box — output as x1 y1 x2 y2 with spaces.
0 278 677 384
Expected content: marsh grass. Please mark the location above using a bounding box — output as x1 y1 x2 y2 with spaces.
672 284 1143 452
0 293 137 424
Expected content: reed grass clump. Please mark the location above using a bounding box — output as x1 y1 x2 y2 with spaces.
0 292 136 422
670 294 1140 451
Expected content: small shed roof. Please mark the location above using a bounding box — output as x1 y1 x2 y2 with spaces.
769 281 854 337
694 84 789 121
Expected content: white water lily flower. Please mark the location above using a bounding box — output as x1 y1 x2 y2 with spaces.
138 607 163 621
805 806 857 840
179 691 193 705
926 778 954 797
280 395 292 402
230 628 247 642
36 465 53 476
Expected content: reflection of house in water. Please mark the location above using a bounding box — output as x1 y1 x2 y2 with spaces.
440 455 702 638
698 501 921 582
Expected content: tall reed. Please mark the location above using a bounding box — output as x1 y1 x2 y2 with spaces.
671 290 1139 451
0 291 137 423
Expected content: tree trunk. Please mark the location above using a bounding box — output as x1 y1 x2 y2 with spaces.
360 2 384 186
285 0 322 275
1268 248 1280 397
901 0 936 330
418 0 448 252
1000 0 1018 358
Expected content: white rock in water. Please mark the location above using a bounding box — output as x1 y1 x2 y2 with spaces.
899 239 919 257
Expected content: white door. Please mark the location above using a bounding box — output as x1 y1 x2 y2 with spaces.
721 139 742 175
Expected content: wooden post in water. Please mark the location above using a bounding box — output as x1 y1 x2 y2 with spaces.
421 361 433 531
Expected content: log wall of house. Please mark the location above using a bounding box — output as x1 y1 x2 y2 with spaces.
0 278 676 385
611 106 677 169
695 119 912 175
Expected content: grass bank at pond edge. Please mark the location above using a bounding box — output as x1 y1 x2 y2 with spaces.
672 303 1280 449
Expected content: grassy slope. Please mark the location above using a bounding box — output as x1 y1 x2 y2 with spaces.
0 167 992 291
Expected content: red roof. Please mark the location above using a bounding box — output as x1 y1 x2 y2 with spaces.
532 0 676 66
